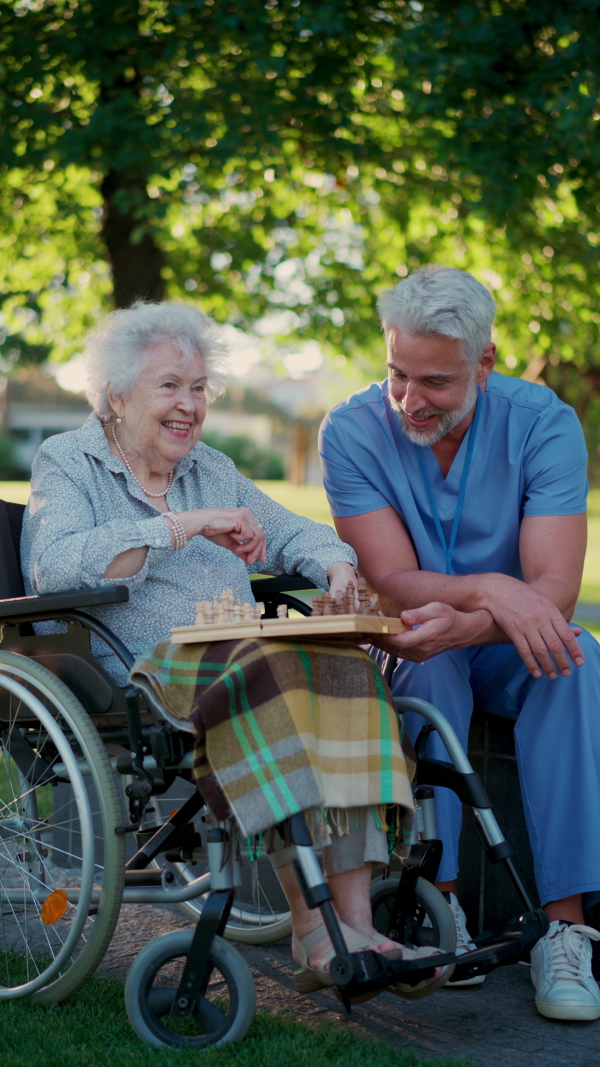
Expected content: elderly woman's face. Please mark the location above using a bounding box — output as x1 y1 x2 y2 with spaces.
115 341 207 469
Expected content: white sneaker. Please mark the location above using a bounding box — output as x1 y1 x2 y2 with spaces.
443 892 486 987
530 920 600 1021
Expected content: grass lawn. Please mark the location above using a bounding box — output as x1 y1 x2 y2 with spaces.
0 481 30 505
0 971 471 1067
580 488 600 602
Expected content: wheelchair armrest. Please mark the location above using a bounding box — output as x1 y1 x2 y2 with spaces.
250 576 317 596
0 585 129 622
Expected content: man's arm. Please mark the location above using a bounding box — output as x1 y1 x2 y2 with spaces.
334 508 586 679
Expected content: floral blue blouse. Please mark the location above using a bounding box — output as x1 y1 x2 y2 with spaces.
21 414 356 684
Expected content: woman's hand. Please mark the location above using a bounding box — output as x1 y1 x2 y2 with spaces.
326 562 358 607
178 507 267 565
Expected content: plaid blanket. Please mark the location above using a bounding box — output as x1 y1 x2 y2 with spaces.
131 637 414 844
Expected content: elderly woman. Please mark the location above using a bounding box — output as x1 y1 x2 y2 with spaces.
21 301 450 997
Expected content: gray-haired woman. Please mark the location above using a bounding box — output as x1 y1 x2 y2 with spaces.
21 300 451 998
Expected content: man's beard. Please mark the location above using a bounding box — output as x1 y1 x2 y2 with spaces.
391 376 479 447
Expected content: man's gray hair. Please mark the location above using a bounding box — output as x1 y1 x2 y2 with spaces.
84 300 227 420
377 266 496 365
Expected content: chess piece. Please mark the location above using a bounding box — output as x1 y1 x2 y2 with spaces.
358 579 370 616
344 582 356 615
222 588 235 621
369 594 380 616
322 593 333 615
197 600 212 625
311 597 323 616
243 602 254 621
213 594 228 623
276 604 288 619
233 599 243 622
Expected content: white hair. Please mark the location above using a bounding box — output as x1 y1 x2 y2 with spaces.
84 300 228 420
377 266 496 365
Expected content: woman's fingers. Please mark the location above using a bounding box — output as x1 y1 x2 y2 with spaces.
200 508 267 563
327 562 359 607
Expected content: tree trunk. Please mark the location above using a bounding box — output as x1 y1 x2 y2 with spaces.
101 171 166 308
288 423 308 485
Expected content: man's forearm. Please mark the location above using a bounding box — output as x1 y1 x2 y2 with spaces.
376 568 579 649
377 569 495 617
378 568 577 618
375 569 506 646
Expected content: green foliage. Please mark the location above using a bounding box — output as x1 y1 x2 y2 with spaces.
0 432 22 478
0 0 599 444
202 429 284 480
385 0 600 430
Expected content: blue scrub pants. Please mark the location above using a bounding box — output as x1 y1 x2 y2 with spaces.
389 631 600 907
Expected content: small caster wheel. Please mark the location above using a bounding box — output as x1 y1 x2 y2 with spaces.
371 875 457 952
125 930 256 1049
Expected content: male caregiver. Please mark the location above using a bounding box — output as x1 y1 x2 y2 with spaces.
320 265 600 1021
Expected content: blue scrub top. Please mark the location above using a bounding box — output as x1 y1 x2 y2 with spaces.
319 371 588 580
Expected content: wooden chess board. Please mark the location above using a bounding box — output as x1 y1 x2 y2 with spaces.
170 582 409 644
171 613 410 645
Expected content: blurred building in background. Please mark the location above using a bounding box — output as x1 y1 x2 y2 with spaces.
3 333 371 484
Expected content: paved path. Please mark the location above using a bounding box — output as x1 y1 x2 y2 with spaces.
101 904 600 1067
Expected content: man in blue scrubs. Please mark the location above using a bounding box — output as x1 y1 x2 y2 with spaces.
319 266 600 1020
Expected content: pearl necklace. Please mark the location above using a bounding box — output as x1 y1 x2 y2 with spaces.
111 425 174 499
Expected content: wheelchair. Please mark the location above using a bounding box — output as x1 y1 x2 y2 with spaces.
0 498 548 1048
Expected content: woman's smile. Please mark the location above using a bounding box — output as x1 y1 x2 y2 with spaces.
162 419 193 437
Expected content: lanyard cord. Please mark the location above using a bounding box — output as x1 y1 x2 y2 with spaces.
417 385 483 575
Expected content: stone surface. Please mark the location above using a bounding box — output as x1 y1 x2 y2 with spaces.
103 903 600 1067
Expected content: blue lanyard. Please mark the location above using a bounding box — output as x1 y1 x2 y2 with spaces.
417 385 482 575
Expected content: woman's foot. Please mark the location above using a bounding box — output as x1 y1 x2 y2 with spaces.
291 918 452 1001
292 925 337 993
291 917 398 972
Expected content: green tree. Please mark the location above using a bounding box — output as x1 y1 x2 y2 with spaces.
1 0 599 457
382 0 600 422
0 1 398 323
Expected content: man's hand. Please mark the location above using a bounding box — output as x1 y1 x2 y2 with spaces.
370 602 478 660
480 574 584 679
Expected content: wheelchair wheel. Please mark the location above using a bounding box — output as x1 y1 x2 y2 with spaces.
125 930 255 1049
0 651 125 1003
142 782 292 944
370 875 457 952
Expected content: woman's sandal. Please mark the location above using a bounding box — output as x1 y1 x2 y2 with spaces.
293 921 453 1001
293 921 402 1002
292 925 337 994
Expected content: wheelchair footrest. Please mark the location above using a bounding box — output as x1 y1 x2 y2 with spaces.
329 948 456 996
450 909 549 985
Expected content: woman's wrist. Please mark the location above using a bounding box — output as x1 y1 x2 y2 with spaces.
326 560 357 582
164 512 188 550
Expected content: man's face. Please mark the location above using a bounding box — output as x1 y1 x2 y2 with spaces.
386 329 479 447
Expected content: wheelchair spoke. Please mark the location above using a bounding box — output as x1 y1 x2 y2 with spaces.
0 653 125 1000
194 994 227 1032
